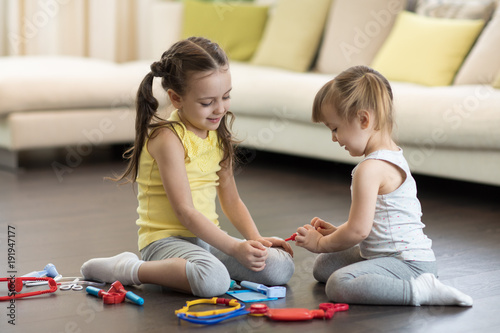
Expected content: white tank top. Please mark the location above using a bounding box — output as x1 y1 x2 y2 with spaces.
353 149 436 261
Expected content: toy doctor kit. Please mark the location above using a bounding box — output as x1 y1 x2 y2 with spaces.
22 263 63 286
0 277 58 301
21 263 60 279
175 297 349 325
226 280 286 302
240 281 286 298
86 281 144 305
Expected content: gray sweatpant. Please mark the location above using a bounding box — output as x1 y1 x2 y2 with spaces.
313 246 437 305
140 236 295 297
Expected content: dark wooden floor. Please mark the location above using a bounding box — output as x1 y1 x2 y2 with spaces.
1 147 499 332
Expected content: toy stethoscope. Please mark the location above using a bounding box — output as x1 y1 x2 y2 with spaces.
175 297 349 325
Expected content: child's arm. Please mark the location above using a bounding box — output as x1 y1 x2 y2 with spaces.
217 160 294 256
149 128 268 271
296 160 383 253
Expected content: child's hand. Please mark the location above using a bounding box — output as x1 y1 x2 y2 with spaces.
295 224 324 253
311 217 337 236
234 240 269 272
257 237 294 257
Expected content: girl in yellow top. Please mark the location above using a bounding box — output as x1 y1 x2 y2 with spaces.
81 37 294 297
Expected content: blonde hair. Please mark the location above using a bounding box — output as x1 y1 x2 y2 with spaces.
312 66 394 133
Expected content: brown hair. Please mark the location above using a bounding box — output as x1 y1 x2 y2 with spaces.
115 36 236 183
312 66 394 132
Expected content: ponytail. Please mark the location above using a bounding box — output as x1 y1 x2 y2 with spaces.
117 72 158 182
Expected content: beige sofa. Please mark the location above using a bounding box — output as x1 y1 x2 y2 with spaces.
1 0 500 187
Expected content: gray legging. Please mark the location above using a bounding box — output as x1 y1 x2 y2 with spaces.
141 236 295 297
313 246 437 305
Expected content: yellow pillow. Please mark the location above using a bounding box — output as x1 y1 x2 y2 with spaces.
493 71 500 89
181 1 269 61
251 0 331 72
371 11 485 86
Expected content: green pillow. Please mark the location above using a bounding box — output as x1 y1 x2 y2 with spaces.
181 0 269 61
251 0 332 72
371 11 485 86
493 71 500 89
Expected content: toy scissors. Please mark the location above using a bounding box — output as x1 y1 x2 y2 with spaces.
60 278 84 291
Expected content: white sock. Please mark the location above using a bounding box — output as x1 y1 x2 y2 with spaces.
411 273 473 307
80 252 143 285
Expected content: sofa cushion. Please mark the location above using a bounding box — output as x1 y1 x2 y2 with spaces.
494 72 500 89
416 0 496 20
392 82 500 150
454 5 500 85
251 0 331 72
0 57 166 115
316 0 406 75
181 0 269 61
371 11 485 86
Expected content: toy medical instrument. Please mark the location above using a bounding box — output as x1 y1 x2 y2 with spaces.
176 297 249 325
86 281 144 305
22 263 62 285
226 289 278 302
176 297 242 317
249 302 349 321
0 277 58 301
60 278 84 291
285 233 297 241
229 280 241 289
175 298 349 325
26 276 104 288
240 281 286 298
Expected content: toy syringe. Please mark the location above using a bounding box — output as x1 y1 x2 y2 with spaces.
240 281 286 298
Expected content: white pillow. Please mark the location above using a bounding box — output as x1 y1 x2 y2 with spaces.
454 5 500 85
315 0 406 74
416 0 496 20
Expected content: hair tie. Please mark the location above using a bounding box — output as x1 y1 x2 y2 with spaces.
151 70 163 78
150 59 168 78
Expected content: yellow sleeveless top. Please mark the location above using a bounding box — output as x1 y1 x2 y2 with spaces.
136 110 223 250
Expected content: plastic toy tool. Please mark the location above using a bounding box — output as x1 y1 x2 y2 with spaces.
86 281 144 306
22 263 59 278
249 302 349 321
240 281 286 298
0 277 58 301
285 233 297 242
175 298 349 325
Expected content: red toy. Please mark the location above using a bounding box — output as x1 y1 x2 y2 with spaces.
285 233 297 241
175 298 349 325
0 277 58 301
249 303 348 321
86 281 144 305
